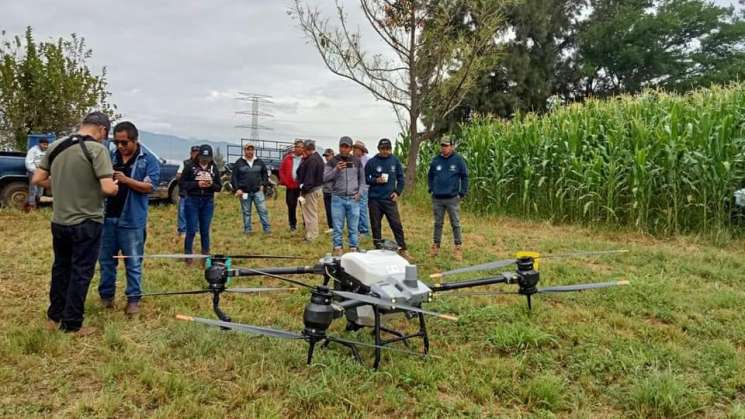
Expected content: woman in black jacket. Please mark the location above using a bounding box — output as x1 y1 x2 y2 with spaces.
180 145 221 259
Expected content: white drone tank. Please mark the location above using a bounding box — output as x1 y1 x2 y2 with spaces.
340 249 409 286
340 249 432 326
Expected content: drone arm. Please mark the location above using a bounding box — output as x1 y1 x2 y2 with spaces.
430 275 510 292
230 265 323 277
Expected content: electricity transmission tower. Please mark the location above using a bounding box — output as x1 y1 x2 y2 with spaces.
235 92 274 141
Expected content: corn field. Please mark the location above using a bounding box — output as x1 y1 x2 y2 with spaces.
450 85 745 234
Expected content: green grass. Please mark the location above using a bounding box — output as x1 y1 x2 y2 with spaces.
1 192 744 417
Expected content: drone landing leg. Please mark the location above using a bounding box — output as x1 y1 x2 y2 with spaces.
373 307 382 370
418 313 430 355
212 292 231 323
378 326 411 348
306 340 317 365
325 337 362 363
526 294 532 311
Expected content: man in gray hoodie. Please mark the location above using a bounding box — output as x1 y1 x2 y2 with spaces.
323 136 365 255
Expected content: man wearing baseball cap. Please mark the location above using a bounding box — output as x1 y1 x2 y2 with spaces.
427 135 469 261
365 138 411 260
324 136 365 255
231 142 271 234
32 111 119 334
175 145 201 237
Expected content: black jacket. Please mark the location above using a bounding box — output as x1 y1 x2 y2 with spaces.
296 152 325 193
180 160 222 197
231 157 268 193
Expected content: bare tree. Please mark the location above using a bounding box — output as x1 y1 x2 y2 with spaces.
291 0 503 190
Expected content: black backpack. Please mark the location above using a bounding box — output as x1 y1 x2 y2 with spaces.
46 135 97 176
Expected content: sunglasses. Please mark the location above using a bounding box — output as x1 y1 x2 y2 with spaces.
114 140 132 146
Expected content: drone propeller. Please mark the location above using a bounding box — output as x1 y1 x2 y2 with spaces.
440 280 629 297
537 280 629 293
430 250 628 278
132 287 296 298
176 315 432 357
114 254 304 260
238 267 458 321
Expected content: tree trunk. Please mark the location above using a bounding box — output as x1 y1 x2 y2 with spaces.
404 109 421 193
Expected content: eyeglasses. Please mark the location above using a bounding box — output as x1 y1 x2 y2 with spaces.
114 140 132 146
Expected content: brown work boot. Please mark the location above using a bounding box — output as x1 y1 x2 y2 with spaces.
398 249 414 263
71 326 97 337
430 243 440 257
454 245 464 262
125 301 141 316
46 319 59 331
333 247 343 257
100 297 114 309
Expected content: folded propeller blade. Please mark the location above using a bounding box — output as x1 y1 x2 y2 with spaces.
133 290 212 297
236 267 315 289
538 280 630 293
114 254 303 260
176 315 305 340
430 259 517 279
429 250 628 278
331 290 458 321
224 287 298 294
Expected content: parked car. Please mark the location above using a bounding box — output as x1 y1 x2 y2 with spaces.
0 138 180 208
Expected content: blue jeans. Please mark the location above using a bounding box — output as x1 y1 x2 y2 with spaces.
177 197 186 233
98 218 146 302
27 171 43 205
240 191 270 233
358 191 369 234
331 195 360 249
184 196 214 254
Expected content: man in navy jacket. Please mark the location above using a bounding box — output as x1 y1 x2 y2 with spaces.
365 138 411 260
427 135 468 261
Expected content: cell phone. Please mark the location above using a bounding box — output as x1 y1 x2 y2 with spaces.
345 161 353 168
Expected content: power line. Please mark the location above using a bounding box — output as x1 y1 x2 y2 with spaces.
235 92 274 141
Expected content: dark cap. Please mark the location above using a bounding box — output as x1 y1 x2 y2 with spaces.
190 145 200 152
38 137 50 144
323 148 334 156
82 111 111 133
339 136 353 147
198 144 213 159
378 138 392 149
440 135 454 146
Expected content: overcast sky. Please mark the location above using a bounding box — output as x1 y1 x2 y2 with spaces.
1 0 400 149
2 0 741 149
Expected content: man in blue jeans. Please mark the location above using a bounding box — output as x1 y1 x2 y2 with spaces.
324 136 365 256
98 121 160 315
231 142 270 234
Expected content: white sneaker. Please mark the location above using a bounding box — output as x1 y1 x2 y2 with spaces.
325 228 333 234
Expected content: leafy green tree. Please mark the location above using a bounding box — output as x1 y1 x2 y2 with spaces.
0 26 116 150
291 0 504 190
577 0 745 96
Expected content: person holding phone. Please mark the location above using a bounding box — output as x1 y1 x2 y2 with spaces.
323 136 365 256
180 144 221 262
98 121 160 316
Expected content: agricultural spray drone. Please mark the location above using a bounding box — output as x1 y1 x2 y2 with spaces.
156 244 629 368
